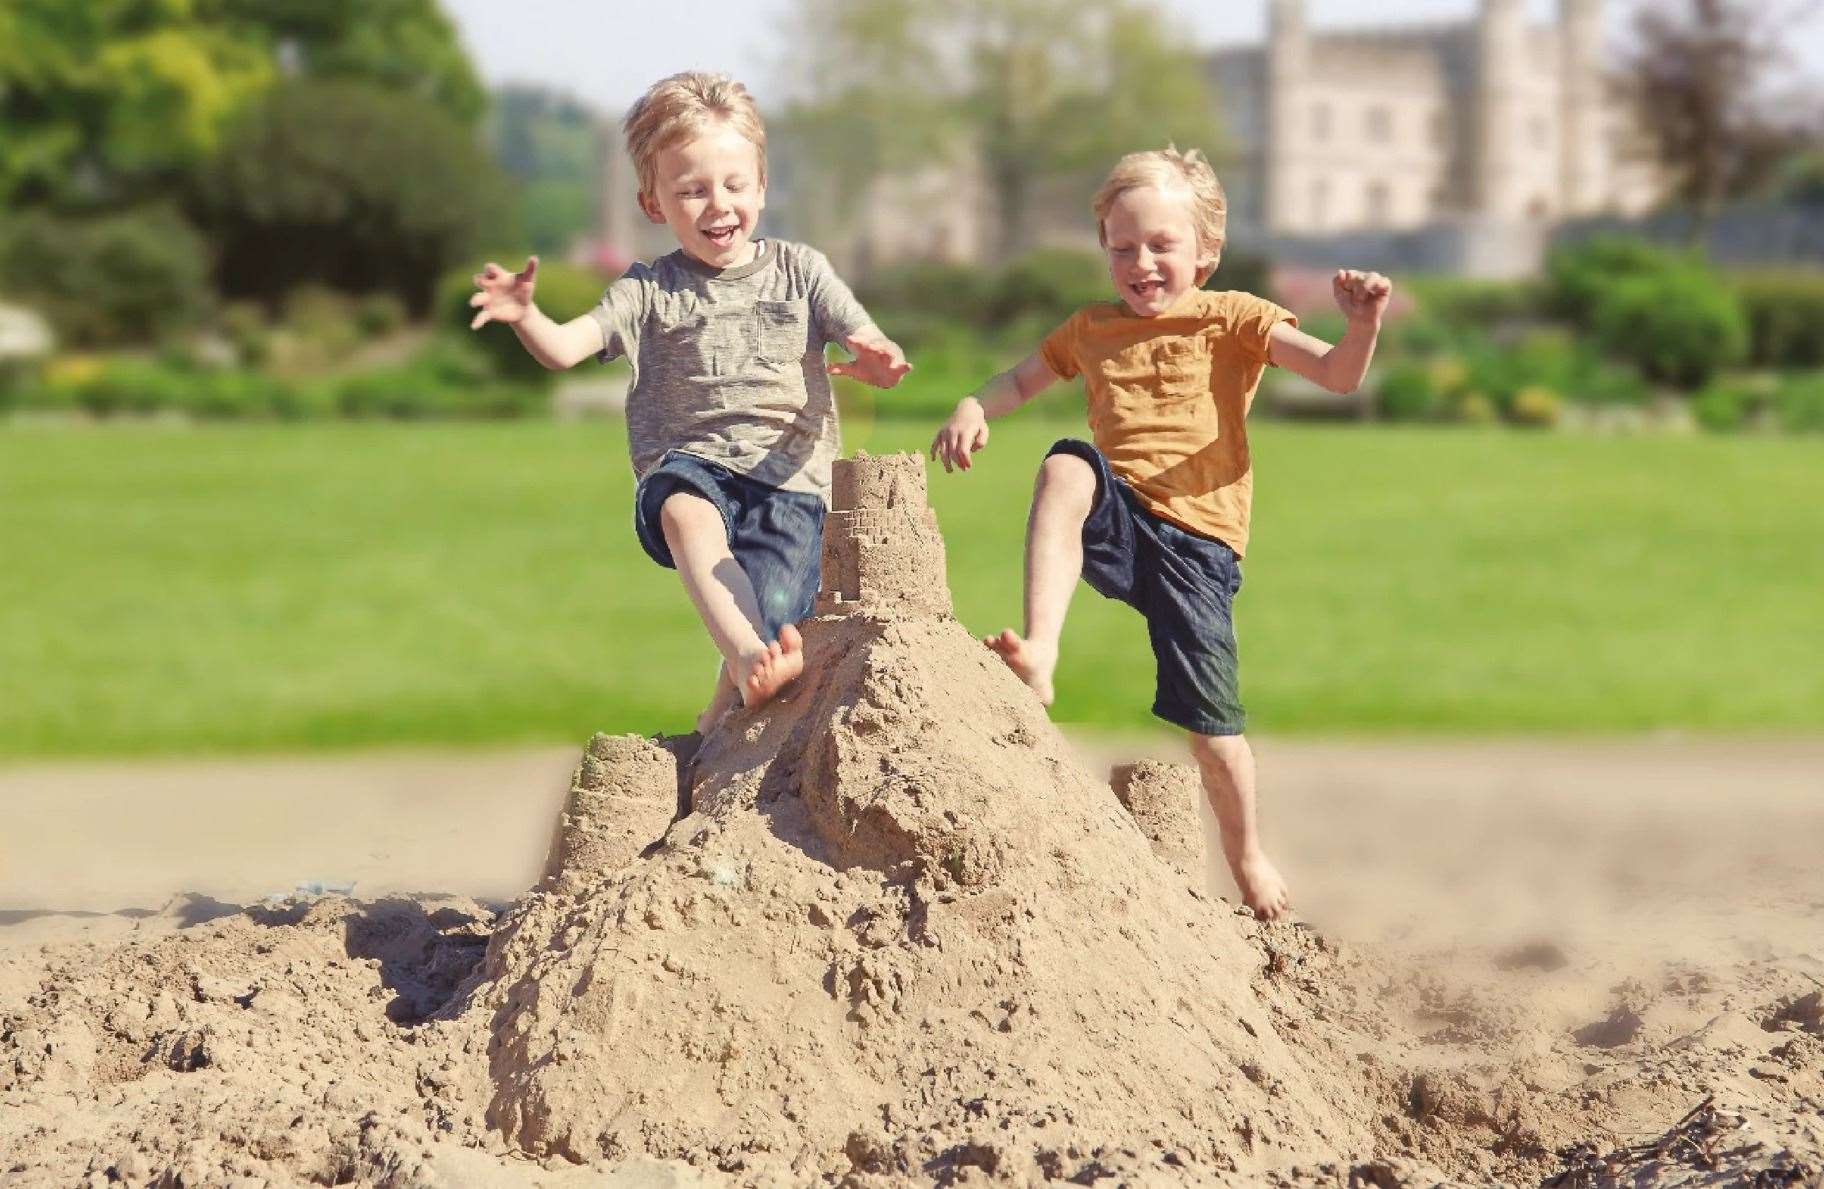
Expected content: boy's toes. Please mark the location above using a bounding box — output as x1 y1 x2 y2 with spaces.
737 626 806 710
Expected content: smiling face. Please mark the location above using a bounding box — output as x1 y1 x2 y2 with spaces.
1099 184 1218 317
638 121 767 270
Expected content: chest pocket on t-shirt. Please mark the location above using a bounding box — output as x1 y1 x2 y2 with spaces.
1152 337 1210 396
754 299 811 366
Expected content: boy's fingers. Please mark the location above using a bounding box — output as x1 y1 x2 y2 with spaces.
469 310 490 331
468 292 487 308
522 255 539 280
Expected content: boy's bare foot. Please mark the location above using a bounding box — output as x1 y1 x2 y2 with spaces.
1229 849 1291 921
983 629 1057 705
732 623 805 709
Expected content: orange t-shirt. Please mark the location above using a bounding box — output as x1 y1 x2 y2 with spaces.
1038 289 1295 556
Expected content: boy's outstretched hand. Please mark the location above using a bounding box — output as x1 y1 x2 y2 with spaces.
930 396 989 472
1333 268 1393 324
827 332 911 388
469 256 539 330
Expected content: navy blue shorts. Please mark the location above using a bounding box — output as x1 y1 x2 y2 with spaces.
1048 439 1246 736
633 451 826 643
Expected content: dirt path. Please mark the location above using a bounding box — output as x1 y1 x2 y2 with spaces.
5 735 1823 960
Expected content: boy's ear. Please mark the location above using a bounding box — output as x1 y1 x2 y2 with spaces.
637 190 666 225
1200 239 1224 282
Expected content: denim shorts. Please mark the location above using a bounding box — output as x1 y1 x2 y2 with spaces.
633 451 826 643
1048 439 1246 736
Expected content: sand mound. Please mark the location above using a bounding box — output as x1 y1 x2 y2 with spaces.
472 454 1374 1181
5 453 1822 1188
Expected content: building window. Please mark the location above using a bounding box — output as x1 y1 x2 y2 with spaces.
1430 111 1448 148
1312 178 1330 229
1367 106 1392 142
1367 181 1392 225
1312 103 1332 142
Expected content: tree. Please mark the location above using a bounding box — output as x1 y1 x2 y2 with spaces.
490 86 603 256
1620 0 1821 228
777 0 1223 258
195 80 509 312
0 0 485 211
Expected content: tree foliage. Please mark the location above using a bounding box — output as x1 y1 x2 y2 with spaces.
196 81 508 312
1620 0 1821 224
0 0 484 210
0 204 212 346
490 86 602 256
778 0 1223 256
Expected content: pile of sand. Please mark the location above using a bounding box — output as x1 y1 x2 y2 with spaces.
4 454 1820 1187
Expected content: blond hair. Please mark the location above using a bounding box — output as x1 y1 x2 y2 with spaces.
1091 147 1228 283
621 72 768 198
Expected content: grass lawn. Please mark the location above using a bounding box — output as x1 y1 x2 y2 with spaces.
2 419 1820 757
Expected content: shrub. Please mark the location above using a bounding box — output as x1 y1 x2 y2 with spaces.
1374 361 1439 421
1206 249 1271 299
1508 385 1562 428
66 358 195 416
857 261 998 331
1692 378 1760 433
1775 372 1824 434
1590 266 1748 389
1578 362 1650 407
988 249 1110 327
0 207 211 348
1544 236 1688 323
1452 391 1498 424
356 292 409 337
1732 270 1824 369
335 338 543 419
1407 275 1545 327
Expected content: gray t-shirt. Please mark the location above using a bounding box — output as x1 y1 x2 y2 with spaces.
590 239 873 497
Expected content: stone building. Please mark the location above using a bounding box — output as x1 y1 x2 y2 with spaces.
1217 0 1663 237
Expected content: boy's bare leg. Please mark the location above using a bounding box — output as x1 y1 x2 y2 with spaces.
659 492 804 729
985 453 1096 705
1190 732 1290 921
696 666 743 735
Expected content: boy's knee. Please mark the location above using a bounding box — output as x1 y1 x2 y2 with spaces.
658 489 720 541
1035 452 1096 510
1190 731 1247 767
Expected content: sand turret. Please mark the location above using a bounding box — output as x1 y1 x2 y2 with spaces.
815 452 952 620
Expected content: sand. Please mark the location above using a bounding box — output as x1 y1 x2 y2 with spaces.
3 454 1821 1187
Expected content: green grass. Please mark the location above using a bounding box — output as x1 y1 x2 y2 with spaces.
2 420 1820 757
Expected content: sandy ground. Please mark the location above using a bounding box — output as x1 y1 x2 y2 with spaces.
7 734 1822 963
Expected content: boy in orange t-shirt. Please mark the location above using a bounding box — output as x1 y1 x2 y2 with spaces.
930 147 1391 921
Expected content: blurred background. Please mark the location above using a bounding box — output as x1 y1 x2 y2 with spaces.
2 0 1821 761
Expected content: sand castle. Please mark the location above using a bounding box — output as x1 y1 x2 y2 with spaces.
814 453 952 620
6 453 1819 1187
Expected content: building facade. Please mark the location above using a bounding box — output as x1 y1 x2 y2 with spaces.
1217 0 1662 239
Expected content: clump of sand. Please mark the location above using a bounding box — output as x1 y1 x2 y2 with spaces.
4 454 1821 1188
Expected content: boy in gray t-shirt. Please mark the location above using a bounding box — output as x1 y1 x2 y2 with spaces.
469 72 909 732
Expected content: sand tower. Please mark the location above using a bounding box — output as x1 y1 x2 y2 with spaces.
815 452 951 620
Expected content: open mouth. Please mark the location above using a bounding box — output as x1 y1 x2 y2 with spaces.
1128 278 1165 302
702 225 740 249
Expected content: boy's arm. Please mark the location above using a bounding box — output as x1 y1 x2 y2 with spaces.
1266 269 1393 395
469 256 604 370
930 351 1062 473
